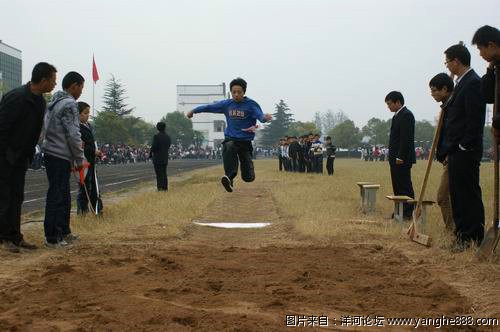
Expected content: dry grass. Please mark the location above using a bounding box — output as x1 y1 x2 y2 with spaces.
62 167 225 242
256 158 496 258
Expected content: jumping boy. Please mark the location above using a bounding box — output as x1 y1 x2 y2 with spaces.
186 78 272 192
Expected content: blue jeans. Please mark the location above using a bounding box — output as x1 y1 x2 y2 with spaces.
44 155 72 243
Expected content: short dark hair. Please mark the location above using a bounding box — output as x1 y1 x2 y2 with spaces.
326 136 331 140
156 122 166 132
230 77 247 92
385 91 405 105
444 44 471 66
62 71 85 89
472 25 500 47
31 62 57 84
77 101 90 114
429 73 454 92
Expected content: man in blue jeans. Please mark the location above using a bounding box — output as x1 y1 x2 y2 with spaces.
42 72 85 248
187 78 272 192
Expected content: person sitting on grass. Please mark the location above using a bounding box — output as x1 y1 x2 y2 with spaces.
186 77 272 192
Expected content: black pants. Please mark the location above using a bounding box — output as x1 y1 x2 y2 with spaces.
313 155 323 173
298 158 305 173
222 140 255 182
44 155 72 243
305 160 312 173
326 157 335 175
153 163 168 191
390 164 415 218
0 156 27 243
448 151 485 244
77 163 98 213
278 156 283 171
291 158 298 172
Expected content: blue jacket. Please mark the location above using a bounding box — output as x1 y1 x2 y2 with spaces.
193 97 267 141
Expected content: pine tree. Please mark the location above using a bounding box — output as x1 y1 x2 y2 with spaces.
101 75 134 117
259 99 294 147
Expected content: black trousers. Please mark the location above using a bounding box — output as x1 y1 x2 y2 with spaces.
298 158 305 173
0 156 27 243
278 156 283 171
448 151 485 244
313 155 323 173
326 157 335 175
77 163 98 213
153 163 168 191
390 164 415 218
222 140 255 182
44 155 72 243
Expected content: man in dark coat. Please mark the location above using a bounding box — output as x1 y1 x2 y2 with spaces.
386 91 416 219
0 62 57 252
443 43 486 248
472 25 500 141
150 122 171 191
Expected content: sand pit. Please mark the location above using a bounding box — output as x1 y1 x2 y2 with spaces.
1 174 499 331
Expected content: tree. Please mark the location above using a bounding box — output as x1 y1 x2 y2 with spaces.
193 130 205 148
286 121 320 137
101 74 134 117
160 111 194 148
259 99 294 147
414 120 435 148
361 117 391 146
314 111 323 134
328 120 361 148
93 111 154 145
321 109 349 134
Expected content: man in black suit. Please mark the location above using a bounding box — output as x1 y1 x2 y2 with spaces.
150 122 171 191
386 91 416 219
0 62 57 252
472 25 499 141
443 43 486 249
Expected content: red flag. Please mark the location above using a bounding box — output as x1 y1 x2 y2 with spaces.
92 55 99 83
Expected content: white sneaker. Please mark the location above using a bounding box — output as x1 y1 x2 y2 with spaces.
44 240 71 249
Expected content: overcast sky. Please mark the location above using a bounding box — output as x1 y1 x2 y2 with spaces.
1 0 498 127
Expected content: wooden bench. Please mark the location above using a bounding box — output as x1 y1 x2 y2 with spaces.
407 199 436 226
386 195 413 223
357 183 380 213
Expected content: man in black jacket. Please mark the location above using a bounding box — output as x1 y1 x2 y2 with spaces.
0 62 57 252
150 122 171 191
386 91 416 219
443 43 486 248
288 136 301 172
472 25 500 141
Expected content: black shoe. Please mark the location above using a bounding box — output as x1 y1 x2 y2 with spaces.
15 240 38 250
221 175 233 192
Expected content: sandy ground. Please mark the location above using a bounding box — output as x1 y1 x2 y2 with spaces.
1 179 499 331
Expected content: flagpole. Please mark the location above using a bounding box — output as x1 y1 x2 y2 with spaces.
92 80 95 118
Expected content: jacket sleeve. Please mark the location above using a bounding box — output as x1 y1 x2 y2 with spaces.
61 105 84 162
251 101 268 123
460 79 486 150
0 92 22 152
481 67 495 104
150 135 158 156
193 99 227 114
397 112 414 161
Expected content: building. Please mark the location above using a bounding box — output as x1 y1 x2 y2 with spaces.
176 83 227 148
0 40 22 99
